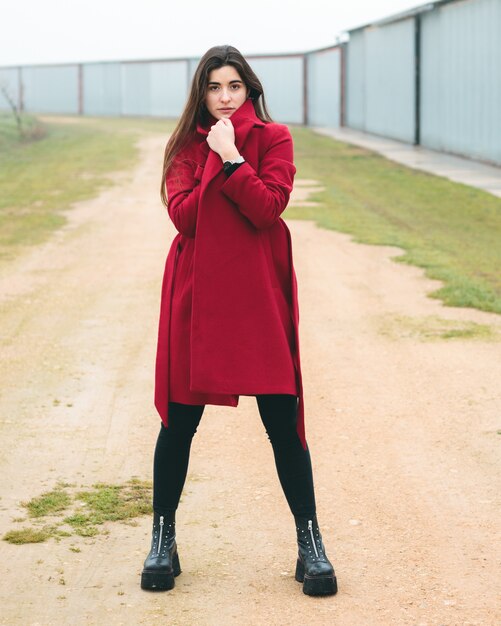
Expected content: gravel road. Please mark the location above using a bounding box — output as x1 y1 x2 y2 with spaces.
0 133 499 626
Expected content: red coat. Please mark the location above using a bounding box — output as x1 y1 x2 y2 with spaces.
154 97 307 449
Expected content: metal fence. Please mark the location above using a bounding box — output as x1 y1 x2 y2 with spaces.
1 0 500 165
344 0 501 165
0 48 340 127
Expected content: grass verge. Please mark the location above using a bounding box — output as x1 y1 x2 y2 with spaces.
1 114 500 315
0 111 174 264
375 314 497 341
286 126 501 315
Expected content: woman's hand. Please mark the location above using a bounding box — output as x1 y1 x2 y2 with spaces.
206 118 239 161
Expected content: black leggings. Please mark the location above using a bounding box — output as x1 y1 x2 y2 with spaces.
153 394 316 520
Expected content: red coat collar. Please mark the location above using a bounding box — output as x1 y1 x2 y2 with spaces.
196 98 265 136
196 98 266 189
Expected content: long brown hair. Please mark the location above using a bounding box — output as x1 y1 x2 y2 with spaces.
160 45 274 208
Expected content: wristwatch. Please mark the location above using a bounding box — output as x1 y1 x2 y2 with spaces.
223 155 245 167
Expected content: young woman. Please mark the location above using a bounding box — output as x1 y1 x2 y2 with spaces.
141 45 337 597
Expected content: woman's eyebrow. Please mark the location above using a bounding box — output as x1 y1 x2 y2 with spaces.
208 80 243 85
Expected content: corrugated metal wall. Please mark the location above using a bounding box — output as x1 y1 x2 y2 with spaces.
420 0 501 164
82 62 121 116
0 54 307 125
21 65 80 114
365 19 416 143
344 0 501 164
307 47 341 127
346 19 416 143
82 60 190 118
149 61 189 117
240 56 304 124
1 0 500 165
346 30 366 131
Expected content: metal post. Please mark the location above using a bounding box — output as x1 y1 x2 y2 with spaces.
414 15 421 146
78 64 83 115
303 53 308 126
340 43 347 127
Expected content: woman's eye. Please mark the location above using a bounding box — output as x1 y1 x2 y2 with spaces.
208 84 241 91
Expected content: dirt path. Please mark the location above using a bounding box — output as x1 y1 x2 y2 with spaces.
0 133 500 626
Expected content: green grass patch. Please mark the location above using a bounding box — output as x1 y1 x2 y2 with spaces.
64 478 151 536
21 485 72 518
63 514 100 537
3 527 53 544
3 477 152 544
0 111 175 264
376 314 497 342
286 127 501 314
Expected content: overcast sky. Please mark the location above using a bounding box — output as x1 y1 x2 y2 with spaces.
1 0 428 67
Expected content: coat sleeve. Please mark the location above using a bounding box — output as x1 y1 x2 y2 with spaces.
165 154 201 238
219 124 296 230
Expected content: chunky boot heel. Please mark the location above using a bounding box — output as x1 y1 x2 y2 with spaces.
172 550 181 577
141 512 181 591
141 568 175 591
295 556 305 582
294 514 338 596
302 569 337 596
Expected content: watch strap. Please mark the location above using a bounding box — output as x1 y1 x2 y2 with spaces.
223 160 245 176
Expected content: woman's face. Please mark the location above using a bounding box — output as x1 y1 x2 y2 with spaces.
204 65 250 120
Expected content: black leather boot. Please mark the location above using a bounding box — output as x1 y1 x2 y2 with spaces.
140 511 181 591
294 514 338 596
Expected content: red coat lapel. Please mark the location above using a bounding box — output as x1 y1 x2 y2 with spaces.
190 100 299 406
195 98 265 192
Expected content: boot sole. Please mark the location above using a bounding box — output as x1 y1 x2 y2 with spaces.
141 551 181 591
295 557 338 596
